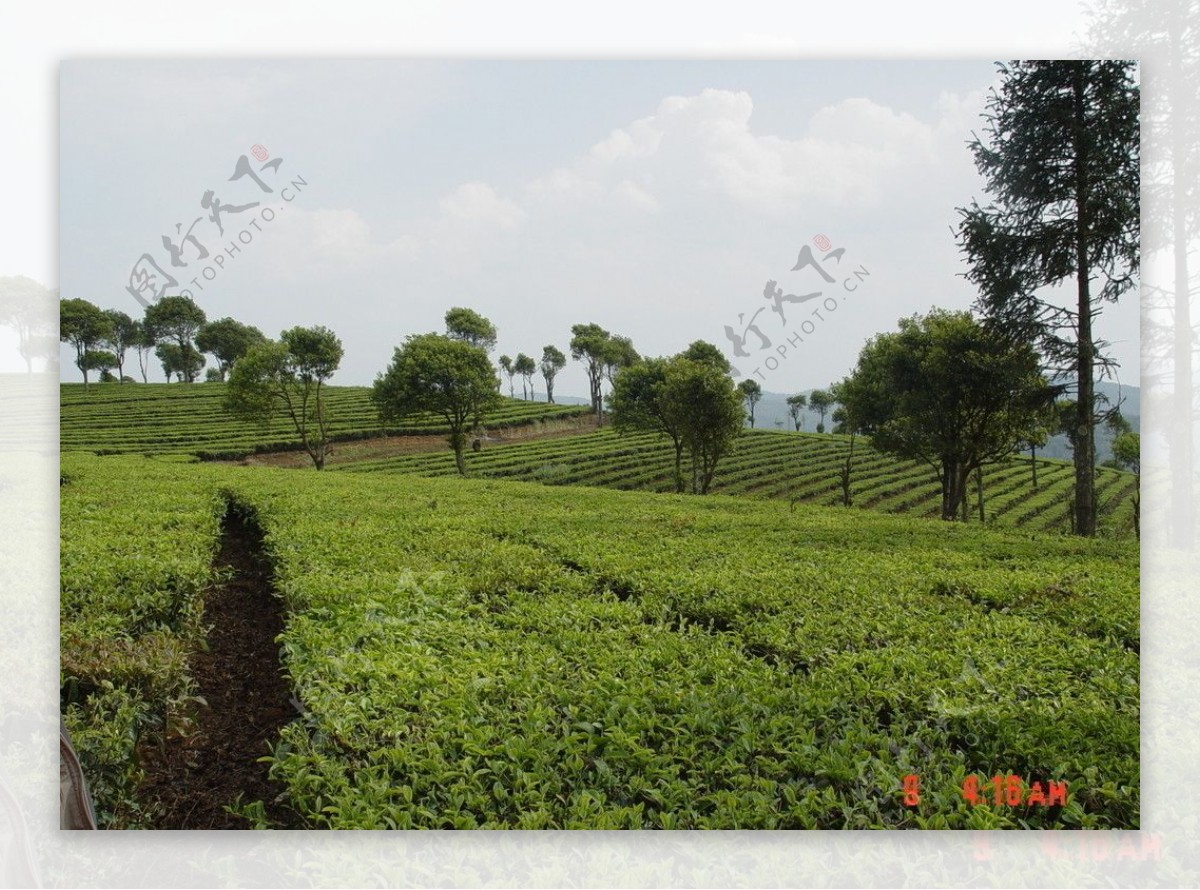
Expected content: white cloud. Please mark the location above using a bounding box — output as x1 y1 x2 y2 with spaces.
436 182 527 231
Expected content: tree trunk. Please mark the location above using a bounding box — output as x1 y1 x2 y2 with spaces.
1030 444 1038 489
1072 65 1097 537
673 440 685 493
976 467 985 523
454 443 467 476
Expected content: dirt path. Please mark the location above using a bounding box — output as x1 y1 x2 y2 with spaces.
229 414 599 469
135 505 301 829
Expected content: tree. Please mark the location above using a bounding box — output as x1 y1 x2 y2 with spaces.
837 309 1058 522
444 307 498 352
610 357 689 493
144 296 207 382
131 320 154 383
0 275 55 373
60 298 114 388
514 353 536 400
540 345 567 403
498 355 516 398
602 335 639 388
80 350 117 383
680 340 732 373
737 379 763 428
226 326 344 470
156 343 205 385
1014 398 1060 489
570 323 611 418
1110 428 1141 538
665 358 744 494
786 393 808 431
101 309 139 383
196 317 266 382
808 389 833 433
956 60 1139 536
372 333 500 476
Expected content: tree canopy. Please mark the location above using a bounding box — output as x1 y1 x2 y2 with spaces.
737 379 763 428
540 345 567 404
60 297 113 387
836 309 1058 521
372 333 501 475
956 60 1139 535
225 326 344 469
197 317 266 382
610 354 743 494
444 307 498 353
144 296 208 382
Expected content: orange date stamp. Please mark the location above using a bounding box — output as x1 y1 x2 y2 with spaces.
902 773 1068 807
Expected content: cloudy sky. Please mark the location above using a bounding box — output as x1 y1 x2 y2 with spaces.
58 59 1140 396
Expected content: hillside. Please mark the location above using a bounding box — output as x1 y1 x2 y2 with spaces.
61 452 1139 828
60 382 589 459
338 426 1138 537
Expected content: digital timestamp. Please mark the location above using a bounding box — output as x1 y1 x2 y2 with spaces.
902 774 1069 807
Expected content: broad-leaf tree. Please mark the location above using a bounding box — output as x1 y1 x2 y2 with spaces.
197 317 266 381
131 320 154 383
445 307 498 352
808 389 833 433
155 343 206 384
144 296 207 382
665 358 744 494
498 354 515 397
225 326 344 470
837 309 1058 521
570 323 611 418
601 335 639 388
1 275 55 374
80 350 117 383
102 309 139 383
956 60 1139 536
60 298 113 387
540 345 567 404
514 352 536 400
786 393 807 430
372 333 500 476
680 340 732 373
610 357 688 493
737 379 763 428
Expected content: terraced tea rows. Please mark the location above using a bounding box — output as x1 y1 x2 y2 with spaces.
340 427 1138 536
60 383 588 458
60 453 1139 829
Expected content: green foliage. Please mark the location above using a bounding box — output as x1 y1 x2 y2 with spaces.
60 383 588 459
196 317 267 382
81 350 117 379
539 345 566 404
144 297 207 381
956 60 1139 538
808 389 833 432
155 342 206 384
837 310 1056 521
60 297 114 385
570 323 612 416
62 453 1137 828
737 379 763 428
786 393 807 430
444 306 498 352
225 326 344 469
513 353 536 400
102 309 139 382
680 340 732 373
664 358 744 494
373 333 500 475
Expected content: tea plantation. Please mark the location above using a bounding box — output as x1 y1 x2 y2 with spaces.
61 452 1139 829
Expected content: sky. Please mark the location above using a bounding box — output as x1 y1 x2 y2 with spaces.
58 59 1141 397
